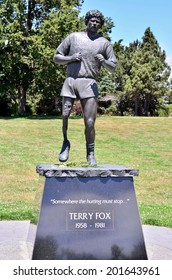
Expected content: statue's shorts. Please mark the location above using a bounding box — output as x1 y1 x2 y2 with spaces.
60 77 98 99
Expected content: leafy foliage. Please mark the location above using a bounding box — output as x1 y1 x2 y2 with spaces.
0 1 171 116
0 0 83 115
112 29 171 116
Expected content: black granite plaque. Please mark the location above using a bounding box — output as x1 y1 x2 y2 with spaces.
32 167 147 260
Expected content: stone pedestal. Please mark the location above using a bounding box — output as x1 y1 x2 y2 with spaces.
32 164 147 260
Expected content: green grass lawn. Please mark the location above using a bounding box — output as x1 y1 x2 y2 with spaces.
0 116 171 227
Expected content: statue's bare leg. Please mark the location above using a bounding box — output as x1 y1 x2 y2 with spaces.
81 97 97 165
59 97 74 162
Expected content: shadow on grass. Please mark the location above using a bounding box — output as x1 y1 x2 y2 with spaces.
0 115 83 120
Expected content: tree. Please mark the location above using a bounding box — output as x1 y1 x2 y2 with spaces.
0 0 83 116
114 28 171 116
112 40 133 116
0 0 40 115
135 27 170 116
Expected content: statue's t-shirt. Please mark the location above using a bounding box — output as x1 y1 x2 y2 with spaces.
56 32 116 79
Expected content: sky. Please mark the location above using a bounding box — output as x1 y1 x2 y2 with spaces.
79 0 172 75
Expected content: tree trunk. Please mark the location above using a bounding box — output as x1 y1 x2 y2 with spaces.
26 0 36 33
134 92 139 116
144 93 149 116
18 85 26 115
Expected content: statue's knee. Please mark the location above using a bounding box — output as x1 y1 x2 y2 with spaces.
86 118 94 129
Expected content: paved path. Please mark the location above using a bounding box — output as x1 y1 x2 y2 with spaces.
0 221 172 260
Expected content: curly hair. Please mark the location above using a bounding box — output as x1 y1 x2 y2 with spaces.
85 10 105 26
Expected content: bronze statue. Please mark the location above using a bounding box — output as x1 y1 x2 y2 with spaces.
53 10 117 165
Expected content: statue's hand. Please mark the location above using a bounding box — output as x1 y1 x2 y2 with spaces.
95 54 105 63
71 52 82 62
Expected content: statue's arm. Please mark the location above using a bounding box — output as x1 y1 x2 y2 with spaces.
95 54 117 73
102 58 117 73
53 52 82 65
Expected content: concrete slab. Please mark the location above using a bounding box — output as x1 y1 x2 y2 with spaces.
143 225 172 260
0 221 172 260
0 221 36 260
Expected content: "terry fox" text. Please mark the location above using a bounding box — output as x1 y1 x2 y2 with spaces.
69 212 112 220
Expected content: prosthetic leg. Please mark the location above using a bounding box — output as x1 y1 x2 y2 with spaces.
59 140 70 162
59 97 73 162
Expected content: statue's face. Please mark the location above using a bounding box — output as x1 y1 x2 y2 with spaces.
87 17 101 33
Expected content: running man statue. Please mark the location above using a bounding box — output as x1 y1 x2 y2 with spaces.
53 10 117 165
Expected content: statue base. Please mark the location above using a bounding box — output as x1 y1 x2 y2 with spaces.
32 164 147 260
